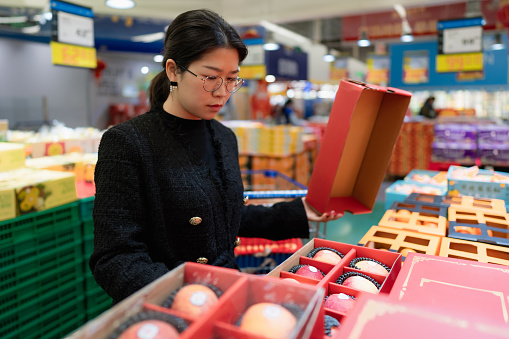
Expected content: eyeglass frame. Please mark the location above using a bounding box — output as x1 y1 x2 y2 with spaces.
177 64 244 93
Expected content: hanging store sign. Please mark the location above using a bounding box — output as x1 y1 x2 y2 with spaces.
266 47 308 81
50 0 97 68
436 17 484 73
239 65 266 80
366 55 390 85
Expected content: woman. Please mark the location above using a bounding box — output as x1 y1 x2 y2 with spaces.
90 9 341 305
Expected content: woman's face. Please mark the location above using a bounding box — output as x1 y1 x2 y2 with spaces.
164 48 240 120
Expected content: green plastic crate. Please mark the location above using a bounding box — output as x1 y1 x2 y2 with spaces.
79 196 95 223
0 278 85 339
0 222 82 270
0 240 82 294
84 266 99 292
85 286 112 321
0 202 80 247
82 219 94 238
0 256 83 317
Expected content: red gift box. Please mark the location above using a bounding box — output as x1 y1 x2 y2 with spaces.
389 252 509 325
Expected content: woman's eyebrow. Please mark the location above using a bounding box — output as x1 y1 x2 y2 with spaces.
203 65 240 74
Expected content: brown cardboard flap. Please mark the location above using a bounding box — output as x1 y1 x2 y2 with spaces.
306 79 411 215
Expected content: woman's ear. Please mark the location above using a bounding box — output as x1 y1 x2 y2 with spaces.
166 59 178 82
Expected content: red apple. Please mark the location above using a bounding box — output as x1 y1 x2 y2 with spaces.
312 249 342 265
324 293 356 314
342 276 379 294
291 265 325 280
118 320 179 339
240 303 297 338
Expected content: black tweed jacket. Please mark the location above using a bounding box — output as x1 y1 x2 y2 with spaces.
90 105 310 304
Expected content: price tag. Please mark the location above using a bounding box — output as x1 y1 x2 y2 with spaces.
51 41 97 69
57 11 94 47
442 26 482 54
436 53 483 72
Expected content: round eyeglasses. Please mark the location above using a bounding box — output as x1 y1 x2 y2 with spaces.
178 64 244 93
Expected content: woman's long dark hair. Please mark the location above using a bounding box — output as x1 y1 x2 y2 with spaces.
148 9 248 108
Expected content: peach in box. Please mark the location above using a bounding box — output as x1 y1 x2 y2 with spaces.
306 79 411 215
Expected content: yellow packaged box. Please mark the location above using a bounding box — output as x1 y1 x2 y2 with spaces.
25 153 86 181
0 142 26 172
0 168 77 216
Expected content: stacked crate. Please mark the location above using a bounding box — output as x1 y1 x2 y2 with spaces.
388 121 435 176
79 197 112 322
0 202 85 339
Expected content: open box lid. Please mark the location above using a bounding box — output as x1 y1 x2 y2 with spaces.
306 79 411 215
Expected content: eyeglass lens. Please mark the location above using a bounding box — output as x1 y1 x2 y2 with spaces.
204 77 243 93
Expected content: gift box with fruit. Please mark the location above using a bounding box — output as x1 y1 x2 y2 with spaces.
439 237 509 265
378 200 448 236
403 169 447 187
447 206 509 247
447 165 509 206
384 180 447 210
67 262 325 339
266 238 402 337
358 225 442 261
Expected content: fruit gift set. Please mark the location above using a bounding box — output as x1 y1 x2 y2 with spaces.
67 262 324 339
267 238 402 336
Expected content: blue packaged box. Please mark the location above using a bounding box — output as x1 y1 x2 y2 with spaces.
447 165 509 206
385 180 447 210
404 169 447 187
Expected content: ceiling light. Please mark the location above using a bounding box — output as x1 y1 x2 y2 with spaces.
357 32 371 47
265 75 276 83
263 32 280 51
153 55 164 63
323 49 335 62
491 33 505 50
401 33 414 42
141 66 149 74
105 0 135 9
131 32 165 43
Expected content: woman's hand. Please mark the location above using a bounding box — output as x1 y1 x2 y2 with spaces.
302 197 343 222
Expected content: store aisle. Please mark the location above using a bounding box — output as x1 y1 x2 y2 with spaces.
322 180 393 245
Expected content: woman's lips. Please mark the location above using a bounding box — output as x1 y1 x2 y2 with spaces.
208 104 223 112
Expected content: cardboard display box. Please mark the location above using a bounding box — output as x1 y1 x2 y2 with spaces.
389 252 509 326
66 262 324 339
384 180 447 210
439 237 509 266
447 207 509 247
378 201 448 237
0 142 26 172
358 225 442 260
405 193 507 213
337 293 509 339
0 168 77 219
447 165 509 206
306 79 411 215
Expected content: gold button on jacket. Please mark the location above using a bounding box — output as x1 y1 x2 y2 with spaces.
196 257 208 264
189 217 202 225
234 237 241 247
243 196 249 205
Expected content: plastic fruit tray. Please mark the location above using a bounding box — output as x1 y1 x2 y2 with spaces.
447 207 509 247
378 201 448 236
358 225 442 261
439 237 509 266
66 262 324 339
